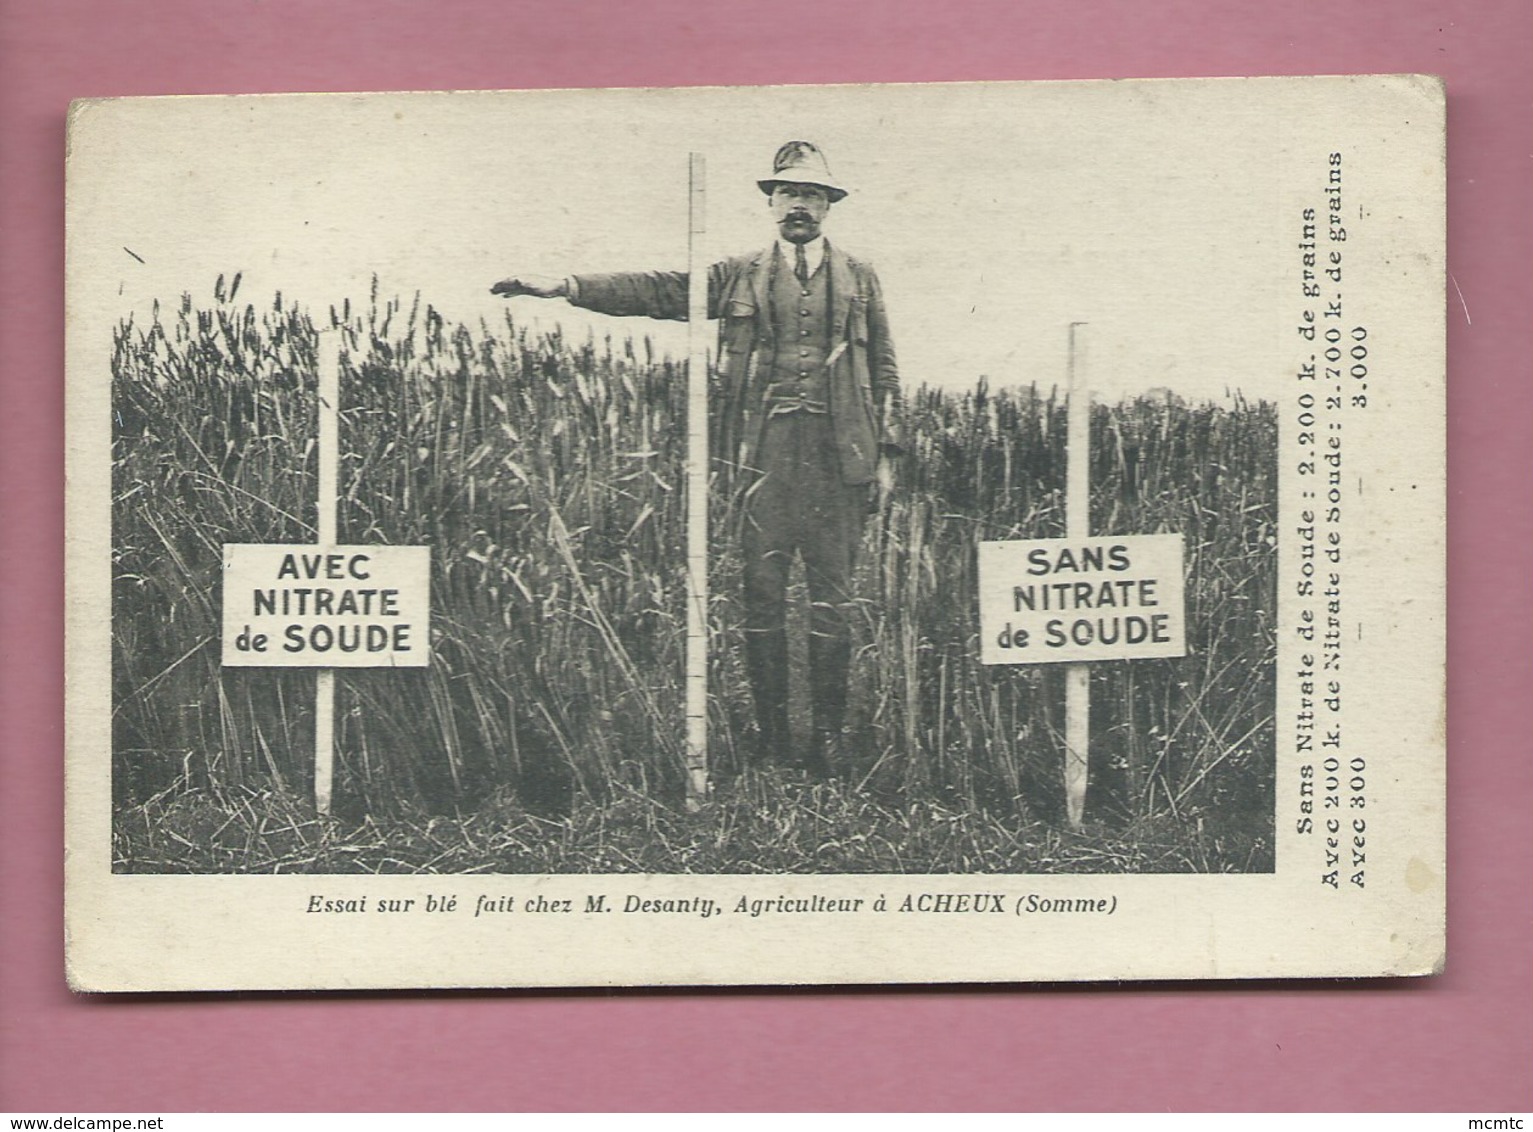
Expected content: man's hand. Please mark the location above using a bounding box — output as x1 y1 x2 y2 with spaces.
490 275 568 299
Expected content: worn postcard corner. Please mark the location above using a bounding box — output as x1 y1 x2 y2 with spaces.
65 75 1445 991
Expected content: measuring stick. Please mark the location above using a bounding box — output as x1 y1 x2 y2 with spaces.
1065 322 1090 830
684 153 710 810
314 331 339 815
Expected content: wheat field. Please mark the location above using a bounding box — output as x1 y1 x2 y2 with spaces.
109 280 1277 874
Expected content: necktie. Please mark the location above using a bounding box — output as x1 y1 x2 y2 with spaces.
794 243 809 285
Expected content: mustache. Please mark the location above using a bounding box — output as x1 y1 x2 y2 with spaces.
781 212 817 223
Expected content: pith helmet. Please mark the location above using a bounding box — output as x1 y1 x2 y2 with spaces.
757 141 848 202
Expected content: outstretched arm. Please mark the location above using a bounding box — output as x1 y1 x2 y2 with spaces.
492 263 736 321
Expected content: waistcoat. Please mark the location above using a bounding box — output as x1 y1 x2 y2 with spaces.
763 245 834 414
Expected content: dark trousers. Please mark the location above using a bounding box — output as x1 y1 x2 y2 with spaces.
741 412 866 755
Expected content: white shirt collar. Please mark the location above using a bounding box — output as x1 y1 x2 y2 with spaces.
777 235 826 277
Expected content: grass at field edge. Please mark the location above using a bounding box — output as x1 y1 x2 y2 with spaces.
112 774 1273 875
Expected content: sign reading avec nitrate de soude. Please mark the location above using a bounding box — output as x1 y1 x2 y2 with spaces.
222 544 430 667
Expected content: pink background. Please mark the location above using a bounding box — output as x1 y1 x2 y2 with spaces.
3 0 1529 1112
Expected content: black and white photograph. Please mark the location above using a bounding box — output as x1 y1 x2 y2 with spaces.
66 77 1445 988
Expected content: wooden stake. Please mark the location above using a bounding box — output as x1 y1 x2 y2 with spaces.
1065 322 1090 830
684 154 710 811
315 330 339 815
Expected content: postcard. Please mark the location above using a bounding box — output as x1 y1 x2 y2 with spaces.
65 75 1445 989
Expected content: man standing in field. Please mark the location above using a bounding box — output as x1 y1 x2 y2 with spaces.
492 141 901 777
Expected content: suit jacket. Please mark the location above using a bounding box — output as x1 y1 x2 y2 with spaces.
570 241 901 486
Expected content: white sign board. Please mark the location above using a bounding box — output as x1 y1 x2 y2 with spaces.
978 534 1186 665
221 544 431 667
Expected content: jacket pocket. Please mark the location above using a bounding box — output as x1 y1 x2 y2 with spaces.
723 299 756 354
848 296 869 345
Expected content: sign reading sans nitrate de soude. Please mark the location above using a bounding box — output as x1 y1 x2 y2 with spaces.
979 534 1186 665
222 544 431 667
